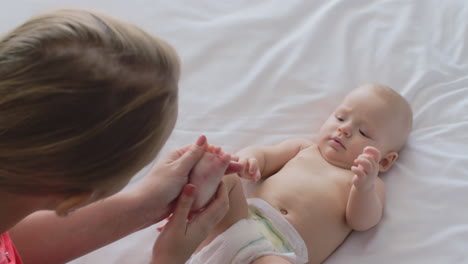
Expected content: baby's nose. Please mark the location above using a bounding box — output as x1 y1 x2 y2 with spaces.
338 125 352 137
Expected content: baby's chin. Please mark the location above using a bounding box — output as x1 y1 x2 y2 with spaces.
317 146 354 170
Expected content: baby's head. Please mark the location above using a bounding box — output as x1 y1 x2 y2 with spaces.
0 9 180 198
317 83 412 171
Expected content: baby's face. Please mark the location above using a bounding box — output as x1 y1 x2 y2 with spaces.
317 86 406 169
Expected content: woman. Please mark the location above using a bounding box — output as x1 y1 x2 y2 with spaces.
0 9 232 263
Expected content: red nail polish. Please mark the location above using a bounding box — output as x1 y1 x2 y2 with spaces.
184 185 196 196
196 135 206 146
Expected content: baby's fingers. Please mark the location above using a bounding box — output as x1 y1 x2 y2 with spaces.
249 158 258 176
351 165 367 186
354 157 372 174
359 154 379 172
236 158 250 179
248 158 260 181
363 146 381 162
351 165 365 178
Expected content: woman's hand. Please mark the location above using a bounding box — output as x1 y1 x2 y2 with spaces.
151 183 229 264
133 136 208 226
132 135 242 228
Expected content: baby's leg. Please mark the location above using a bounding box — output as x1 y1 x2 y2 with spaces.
195 174 249 252
189 145 232 211
252 255 293 264
194 176 293 264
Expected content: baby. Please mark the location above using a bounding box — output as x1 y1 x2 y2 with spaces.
184 83 413 264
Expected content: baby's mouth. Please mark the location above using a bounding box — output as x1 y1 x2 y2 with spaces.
332 137 346 149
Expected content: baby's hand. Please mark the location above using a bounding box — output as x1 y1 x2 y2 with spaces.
232 155 261 182
351 146 381 191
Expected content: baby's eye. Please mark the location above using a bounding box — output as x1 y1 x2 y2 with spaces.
359 129 370 138
336 116 344 122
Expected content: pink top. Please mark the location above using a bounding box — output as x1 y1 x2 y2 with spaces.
0 233 22 264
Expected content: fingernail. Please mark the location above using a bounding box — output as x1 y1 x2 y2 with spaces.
187 212 194 221
183 184 196 197
196 135 206 146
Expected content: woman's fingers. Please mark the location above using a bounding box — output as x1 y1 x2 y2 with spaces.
161 185 196 233
189 182 229 231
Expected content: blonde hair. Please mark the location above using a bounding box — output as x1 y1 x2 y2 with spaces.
0 9 180 195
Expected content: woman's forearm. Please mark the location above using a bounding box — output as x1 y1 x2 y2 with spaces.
10 191 166 264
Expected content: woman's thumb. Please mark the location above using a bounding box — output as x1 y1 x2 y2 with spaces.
177 135 207 172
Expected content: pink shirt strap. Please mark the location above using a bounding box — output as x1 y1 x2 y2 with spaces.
0 232 23 264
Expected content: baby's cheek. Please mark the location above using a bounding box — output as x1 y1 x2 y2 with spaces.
350 147 362 159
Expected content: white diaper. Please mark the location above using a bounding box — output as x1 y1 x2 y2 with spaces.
186 198 308 264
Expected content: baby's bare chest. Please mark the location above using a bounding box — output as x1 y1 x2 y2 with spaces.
254 147 353 210
282 146 352 189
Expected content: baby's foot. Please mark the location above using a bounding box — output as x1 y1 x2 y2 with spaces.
189 145 231 211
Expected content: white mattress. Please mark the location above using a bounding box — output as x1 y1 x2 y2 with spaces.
2 1 468 263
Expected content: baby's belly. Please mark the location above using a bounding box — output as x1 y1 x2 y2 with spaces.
251 172 352 263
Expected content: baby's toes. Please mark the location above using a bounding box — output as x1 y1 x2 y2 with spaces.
218 152 232 166
213 146 222 154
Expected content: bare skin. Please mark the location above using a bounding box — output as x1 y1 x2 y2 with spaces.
200 143 370 264
193 84 412 264
189 145 232 210
250 143 379 263
157 142 243 232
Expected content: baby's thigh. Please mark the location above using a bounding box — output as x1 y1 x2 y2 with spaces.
252 255 293 264
217 174 249 231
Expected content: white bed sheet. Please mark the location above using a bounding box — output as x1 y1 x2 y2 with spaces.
2 0 468 263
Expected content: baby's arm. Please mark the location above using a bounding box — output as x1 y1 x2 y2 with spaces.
234 138 313 181
345 146 386 231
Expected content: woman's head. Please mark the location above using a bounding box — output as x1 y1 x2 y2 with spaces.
0 9 180 197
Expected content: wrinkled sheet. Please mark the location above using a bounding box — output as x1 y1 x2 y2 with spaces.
2 0 468 263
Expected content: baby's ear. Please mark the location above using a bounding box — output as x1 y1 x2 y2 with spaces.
379 151 398 172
